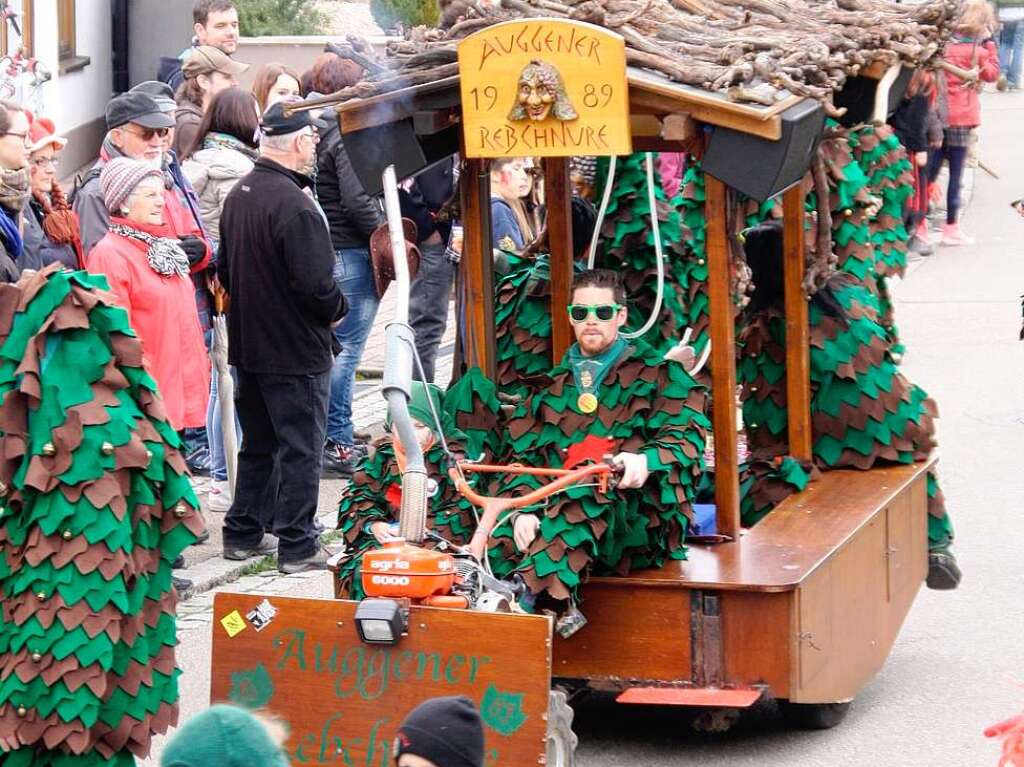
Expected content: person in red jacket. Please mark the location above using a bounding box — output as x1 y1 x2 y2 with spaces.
929 0 1000 246
88 157 210 433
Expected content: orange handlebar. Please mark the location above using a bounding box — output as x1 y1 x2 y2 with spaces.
448 461 612 510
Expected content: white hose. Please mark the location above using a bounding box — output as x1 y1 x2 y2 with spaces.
587 155 616 269
621 152 665 340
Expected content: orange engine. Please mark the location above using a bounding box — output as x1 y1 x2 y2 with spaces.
360 539 456 600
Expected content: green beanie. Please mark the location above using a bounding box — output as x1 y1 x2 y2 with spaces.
387 381 445 436
160 705 290 767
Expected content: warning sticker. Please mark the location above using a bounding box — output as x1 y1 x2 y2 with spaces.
220 610 247 637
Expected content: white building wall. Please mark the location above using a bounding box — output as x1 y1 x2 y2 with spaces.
31 0 113 132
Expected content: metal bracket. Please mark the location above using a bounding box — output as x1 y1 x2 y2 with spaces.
691 590 724 687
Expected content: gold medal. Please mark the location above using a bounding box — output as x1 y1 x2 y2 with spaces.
577 393 598 413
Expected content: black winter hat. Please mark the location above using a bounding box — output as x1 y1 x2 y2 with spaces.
394 696 485 767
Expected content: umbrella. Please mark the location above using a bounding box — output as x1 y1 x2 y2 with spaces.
210 314 238 493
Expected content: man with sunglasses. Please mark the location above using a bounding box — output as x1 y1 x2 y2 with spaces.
73 91 212 270
480 268 708 636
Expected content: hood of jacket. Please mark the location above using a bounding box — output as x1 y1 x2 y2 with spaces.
183 144 255 191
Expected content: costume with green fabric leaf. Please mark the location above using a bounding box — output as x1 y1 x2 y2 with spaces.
736 221 958 588
0 267 204 767
487 271 708 617
334 370 501 598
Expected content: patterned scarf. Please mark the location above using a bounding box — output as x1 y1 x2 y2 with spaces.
0 165 29 211
202 131 259 161
110 223 190 277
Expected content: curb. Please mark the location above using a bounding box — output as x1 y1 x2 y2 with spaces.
178 553 275 601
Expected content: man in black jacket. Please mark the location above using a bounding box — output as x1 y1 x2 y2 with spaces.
315 95 385 477
218 103 345 574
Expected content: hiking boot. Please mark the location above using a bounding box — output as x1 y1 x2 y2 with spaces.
223 534 277 561
172 554 186 569
927 546 962 590
207 479 232 513
940 222 975 247
322 441 367 478
278 544 332 574
172 575 194 592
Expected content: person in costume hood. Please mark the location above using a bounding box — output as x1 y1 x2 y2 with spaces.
479 268 708 635
334 371 501 598
738 220 960 589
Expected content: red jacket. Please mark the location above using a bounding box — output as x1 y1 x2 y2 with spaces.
942 38 1000 128
88 218 210 430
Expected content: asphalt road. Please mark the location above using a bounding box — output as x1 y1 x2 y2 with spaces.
150 91 1024 767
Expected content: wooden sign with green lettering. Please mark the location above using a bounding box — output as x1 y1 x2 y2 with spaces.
210 592 552 767
458 18 632 158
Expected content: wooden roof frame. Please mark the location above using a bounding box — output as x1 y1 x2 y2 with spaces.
334 65 835 541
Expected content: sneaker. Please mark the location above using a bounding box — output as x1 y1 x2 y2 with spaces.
186 446 211 477
207 479 232 513
172 554 186 569
322 441 368 478
223 533 277 561
915 220 933 244
172 575 194 592
192 523 210 545
278 544 332 574
940 223 975 246
907 235 934 257
927 546 962 590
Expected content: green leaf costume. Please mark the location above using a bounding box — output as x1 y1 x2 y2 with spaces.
491 342 708 608
0 268 203 767
334 370 501 598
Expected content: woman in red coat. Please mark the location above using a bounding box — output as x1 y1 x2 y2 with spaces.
88 157 210 431
930 0 1000 246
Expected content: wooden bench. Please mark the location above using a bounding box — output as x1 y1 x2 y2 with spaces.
553 459 932 704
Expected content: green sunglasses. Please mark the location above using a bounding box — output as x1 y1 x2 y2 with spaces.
567 303 623 323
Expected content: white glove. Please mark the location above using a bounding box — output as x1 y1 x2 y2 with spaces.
513 514 541 552
664 342 696 370
613 451 649 489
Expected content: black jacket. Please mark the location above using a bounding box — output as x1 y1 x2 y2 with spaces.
889 94 931 154
315 121 383 251
218 158 346 375
399 158 455 244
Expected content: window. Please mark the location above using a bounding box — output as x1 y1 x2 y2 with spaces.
1 1 34 58
57 0 74 61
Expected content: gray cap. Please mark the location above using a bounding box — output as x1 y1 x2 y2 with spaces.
106 91 176 130
130 81 177 114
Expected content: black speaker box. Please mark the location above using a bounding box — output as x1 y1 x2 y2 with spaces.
703 98 825 202
833 66 913 127
342 119 460 196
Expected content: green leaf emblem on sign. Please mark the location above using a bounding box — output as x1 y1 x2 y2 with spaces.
480 683 527 736
229 663 275 708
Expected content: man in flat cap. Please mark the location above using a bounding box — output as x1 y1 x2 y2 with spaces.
218 103 346 574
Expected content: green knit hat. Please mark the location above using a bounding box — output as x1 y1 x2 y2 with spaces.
160 705 290 767
387 381 445 436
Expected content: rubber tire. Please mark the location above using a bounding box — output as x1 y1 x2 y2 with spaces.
779 700 851 730
546 689 579 767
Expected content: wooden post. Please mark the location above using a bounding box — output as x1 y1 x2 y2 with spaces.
783 185 813 461
704 173 740 540
459 157 496 380
544 157 574 363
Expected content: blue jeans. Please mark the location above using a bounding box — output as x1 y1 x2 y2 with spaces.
409 240 454 383
207 366 242 482
327 247 380 445
1000 20 1024 88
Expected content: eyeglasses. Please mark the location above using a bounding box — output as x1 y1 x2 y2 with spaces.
123 126 170 141
1 130 28 145
567 303 622 323
30 156 59 168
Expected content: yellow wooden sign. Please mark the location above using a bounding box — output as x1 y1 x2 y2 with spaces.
457 19 632 158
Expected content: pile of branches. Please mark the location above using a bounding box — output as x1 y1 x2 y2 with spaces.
326 0 962 107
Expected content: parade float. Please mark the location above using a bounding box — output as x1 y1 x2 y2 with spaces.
208 0 960 764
